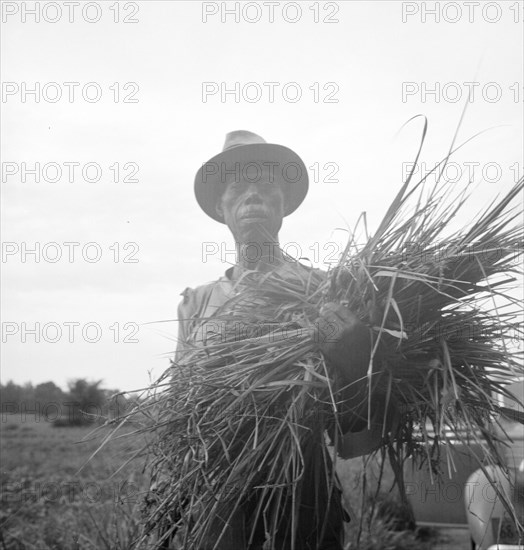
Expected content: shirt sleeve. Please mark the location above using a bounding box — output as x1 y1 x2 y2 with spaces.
174 287 196 365
173 283 216 364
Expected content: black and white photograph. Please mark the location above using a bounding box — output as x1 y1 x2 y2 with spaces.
1 1 523 548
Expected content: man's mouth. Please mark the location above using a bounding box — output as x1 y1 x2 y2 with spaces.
240 210 268 220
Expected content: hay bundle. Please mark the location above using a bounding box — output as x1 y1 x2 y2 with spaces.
136 161 523 548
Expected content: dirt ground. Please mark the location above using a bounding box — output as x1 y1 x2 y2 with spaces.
431 526 473 550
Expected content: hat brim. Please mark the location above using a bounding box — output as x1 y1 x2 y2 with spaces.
194 143 308 223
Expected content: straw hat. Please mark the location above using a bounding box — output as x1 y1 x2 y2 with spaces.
194 130 309 223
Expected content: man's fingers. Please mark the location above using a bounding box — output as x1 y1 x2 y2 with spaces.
314 316 341 344
319 302 338 315
320 302 359 324
319 304 360 339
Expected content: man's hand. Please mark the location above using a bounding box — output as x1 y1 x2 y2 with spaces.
314 302 371 386
315 303 400 453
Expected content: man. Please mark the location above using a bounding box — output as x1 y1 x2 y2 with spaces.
172 131 388 549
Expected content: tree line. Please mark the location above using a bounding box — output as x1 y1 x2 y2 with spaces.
0 379 131 426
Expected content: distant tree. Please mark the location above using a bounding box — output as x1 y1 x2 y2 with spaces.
34 381 66 406
1 381 35 414
0 380 24 405
54 379 106 426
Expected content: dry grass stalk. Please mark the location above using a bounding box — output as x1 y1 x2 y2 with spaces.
106 140 524 549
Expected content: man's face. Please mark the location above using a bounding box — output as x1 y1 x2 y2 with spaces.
216 165 285 242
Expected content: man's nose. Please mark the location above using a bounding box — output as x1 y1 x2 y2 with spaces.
244 184 263 204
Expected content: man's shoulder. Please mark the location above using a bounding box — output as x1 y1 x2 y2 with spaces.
177 272 232 316
179 277 227 303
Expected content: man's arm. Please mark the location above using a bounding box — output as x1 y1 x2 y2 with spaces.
174 287 199 365
174 300 189 365
316 303 371 390
174 283 217 364
315 302 398 457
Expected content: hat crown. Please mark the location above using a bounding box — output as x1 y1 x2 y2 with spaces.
223 130 267 151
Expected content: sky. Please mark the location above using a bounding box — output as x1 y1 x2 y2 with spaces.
1 0 523 392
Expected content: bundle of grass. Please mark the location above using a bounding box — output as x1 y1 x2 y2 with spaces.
131 138 523 548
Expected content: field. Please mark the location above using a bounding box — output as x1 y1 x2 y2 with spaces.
0 414 148 549
1 414 437 550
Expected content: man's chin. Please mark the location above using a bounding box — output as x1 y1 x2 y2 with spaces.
237 223 275 242
240 219 268 230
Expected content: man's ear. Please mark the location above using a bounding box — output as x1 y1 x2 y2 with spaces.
215 199 224 220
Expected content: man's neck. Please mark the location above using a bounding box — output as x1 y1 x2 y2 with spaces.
232 240 284 278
